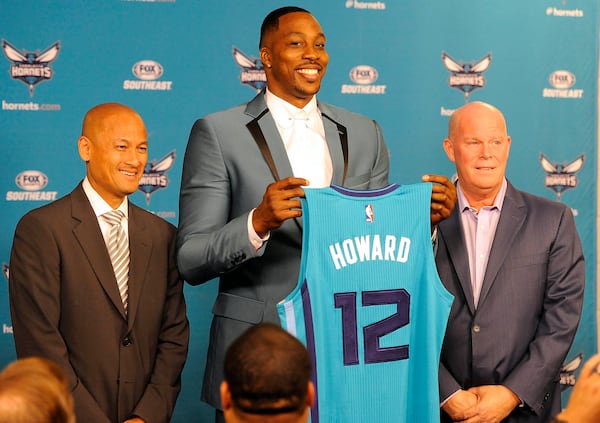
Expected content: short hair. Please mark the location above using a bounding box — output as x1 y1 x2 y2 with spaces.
259 6 311 48
0 357 75 423
224 322 312 415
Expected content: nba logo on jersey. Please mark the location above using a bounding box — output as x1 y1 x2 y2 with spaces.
365 203 374 222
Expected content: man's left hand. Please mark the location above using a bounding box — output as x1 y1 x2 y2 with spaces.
465 385 521 423
422 174 457 225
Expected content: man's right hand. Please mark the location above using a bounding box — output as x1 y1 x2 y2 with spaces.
442 389 478 422
252 177 309 237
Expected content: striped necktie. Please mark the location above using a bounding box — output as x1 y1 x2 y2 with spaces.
102 210 129 313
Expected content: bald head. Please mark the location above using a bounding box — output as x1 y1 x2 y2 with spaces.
443 101 511 210
448 101 507 140
81 103 144 139
78 102 148 208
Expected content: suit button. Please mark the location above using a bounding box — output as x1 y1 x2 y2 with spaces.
122 337 132 347
472 325 481 333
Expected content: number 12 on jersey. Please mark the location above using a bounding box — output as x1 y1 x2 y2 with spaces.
334 288 410 366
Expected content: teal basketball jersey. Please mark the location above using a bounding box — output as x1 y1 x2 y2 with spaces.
278 183 453 422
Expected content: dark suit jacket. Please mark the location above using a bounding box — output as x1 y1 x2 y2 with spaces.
176 91 390 409
436 181 585 422
9 183 189 423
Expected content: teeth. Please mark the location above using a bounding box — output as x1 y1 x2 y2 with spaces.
121 171 136 176
298 69 318 75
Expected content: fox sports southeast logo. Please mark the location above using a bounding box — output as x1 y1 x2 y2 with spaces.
15 170 48 191
349 65 378 84
132 60 164 80
549 70 576 89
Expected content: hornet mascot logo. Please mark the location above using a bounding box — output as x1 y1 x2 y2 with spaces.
138 151 175 205
560 353 583 391
2 39 60 97
442 52 491 102
233 46 266 92
540 153 584 201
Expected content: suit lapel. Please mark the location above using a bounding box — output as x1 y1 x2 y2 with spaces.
126 205 152 330
319 102 348 186
245 93 349 187
245 92 294 182
440 207 476 314
70 184 127 319
477 183 526 308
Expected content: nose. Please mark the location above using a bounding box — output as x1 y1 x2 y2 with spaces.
125 149 144 166
480 143 492 159
303 45 319 61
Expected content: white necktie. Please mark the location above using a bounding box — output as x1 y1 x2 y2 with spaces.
287 111 332 187
102 210 129 313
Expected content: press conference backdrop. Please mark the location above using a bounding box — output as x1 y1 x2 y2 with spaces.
0 1 597 421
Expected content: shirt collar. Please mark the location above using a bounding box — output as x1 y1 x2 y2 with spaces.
265 88 319 129
457 178 507 213
82 177 129 219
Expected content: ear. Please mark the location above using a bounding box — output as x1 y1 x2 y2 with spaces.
442 138 456 163
306 381 316 408
220 381 232 411
78 136 91 162
260 47 272 69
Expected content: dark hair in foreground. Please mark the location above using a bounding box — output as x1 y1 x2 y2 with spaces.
259 6 311 48
0 357 75 423
224 322 312 414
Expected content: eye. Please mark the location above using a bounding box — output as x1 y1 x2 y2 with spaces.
137 145 148 153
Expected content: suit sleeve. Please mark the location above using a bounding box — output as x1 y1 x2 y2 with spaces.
367 119 390 189
176 117 263 285
131 227 189 423
503 206 585 415
9 212 111 423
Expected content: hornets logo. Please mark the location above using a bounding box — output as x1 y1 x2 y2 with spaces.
138 151 175 205
2 39 60 97
539 153 584 202
233 46 266 92
442 52 491 102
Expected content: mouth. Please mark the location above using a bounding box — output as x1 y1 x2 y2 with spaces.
296 67 321 81
120 170 138 177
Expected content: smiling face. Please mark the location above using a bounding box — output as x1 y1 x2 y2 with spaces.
78 103 148 209
443 101 511 209
260 11 328 108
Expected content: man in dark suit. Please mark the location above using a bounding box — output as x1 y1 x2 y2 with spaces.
176 6 456 421
9 103 190 423
437 101 585 422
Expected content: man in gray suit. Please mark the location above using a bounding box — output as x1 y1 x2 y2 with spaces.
177 6 457 421
437 101 585 422
9 103 190 423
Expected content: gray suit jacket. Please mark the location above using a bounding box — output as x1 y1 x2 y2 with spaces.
436 182 585 422
9 183 190 423
176 91 390 408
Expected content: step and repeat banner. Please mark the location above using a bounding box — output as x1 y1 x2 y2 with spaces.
1 1 597 421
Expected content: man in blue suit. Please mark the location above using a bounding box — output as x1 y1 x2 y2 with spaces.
437 101 585 422
176 7 457 421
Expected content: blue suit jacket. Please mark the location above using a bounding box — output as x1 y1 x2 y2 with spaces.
176 91 390 408
436 181 585 422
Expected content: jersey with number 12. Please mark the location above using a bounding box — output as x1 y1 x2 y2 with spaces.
278 183 453 422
